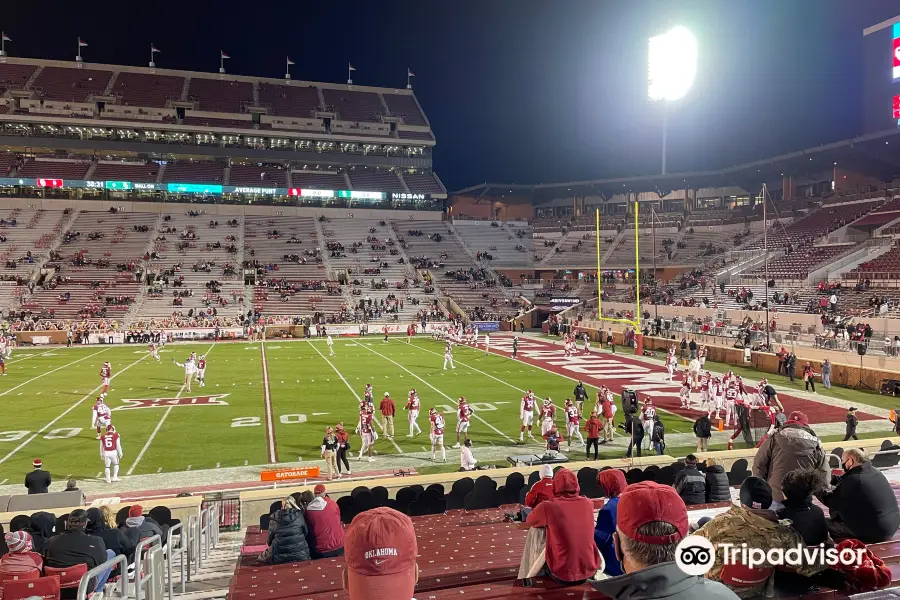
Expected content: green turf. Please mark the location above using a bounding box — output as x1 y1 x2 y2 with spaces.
0 336 891 483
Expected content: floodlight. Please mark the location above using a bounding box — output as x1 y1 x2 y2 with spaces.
648 26 697 102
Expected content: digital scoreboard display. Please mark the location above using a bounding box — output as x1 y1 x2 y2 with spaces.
863 16 900 133
894 22 900 80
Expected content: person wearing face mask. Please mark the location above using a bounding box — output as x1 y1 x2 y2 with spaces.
815 448 900 543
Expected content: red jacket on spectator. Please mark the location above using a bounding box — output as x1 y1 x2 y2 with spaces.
304 496 344 555
525 465 556 509
526 469 599 583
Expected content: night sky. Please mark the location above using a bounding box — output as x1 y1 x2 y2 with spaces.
3 0 899 191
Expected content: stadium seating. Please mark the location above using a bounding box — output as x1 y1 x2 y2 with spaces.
17 157 91 180
0 152 20 177
31 67 113 102
182 115 253 129
347 167 407 192
0 63 38 92
454 221 533 267
402 172 446 194
0 209 70 289
257 83 322 117
161 160 225 184
186 77 254 113
321 88 384 123
398 130 434 141
290 170 348 190
739 199 884 250
745 244 853 280
111 71 185 108
383 93 428 126
91 160 160 182
845 243 900 281
228 163 288 187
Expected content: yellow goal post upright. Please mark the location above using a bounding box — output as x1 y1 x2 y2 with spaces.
595 201 643 354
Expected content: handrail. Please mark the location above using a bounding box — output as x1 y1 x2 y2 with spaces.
76 553 129 600
134 534 162 600
166 522 188 600
188 514 199 576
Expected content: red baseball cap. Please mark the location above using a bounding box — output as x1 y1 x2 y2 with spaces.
345 507 417 598
313 484 327 496
787 411 809 426
617 481 688 544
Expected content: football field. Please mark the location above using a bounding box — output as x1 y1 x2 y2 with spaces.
0 334 893 487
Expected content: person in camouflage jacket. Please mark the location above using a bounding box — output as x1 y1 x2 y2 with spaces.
694 477 825 598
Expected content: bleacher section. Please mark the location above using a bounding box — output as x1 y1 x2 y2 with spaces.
403 171 446 194
850 197 900 230
111 71 185 108
383 93 427 126
0 208 69 285
347 167 406 193
31 66 112 102
229 163 288 187
162 160 225 184
91 160 160 182
290 170 347 190
746 244 853 280
454 221 533 267
740 200 884 250
0 63 38 92
321 88 384 122
846 243 900 281
186 77 254 113
17 157 91 180
257 82 321 117
670 224 745 265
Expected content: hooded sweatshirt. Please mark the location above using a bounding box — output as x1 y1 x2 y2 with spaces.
24 512 56 554
526 468 600 582
525 465 555 509
595 469 627 576
123 515 163 548
752 421 828 502
590 561 739 600
303 496 344 555
86 508 136 559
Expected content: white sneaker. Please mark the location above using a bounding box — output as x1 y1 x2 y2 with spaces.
106 479 111 484
452 443 460 449
112 477 120 482
368 457 375 462
406 434 413 437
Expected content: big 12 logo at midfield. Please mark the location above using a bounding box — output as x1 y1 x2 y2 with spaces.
115 395 230 410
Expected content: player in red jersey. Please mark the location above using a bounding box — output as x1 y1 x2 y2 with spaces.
364 383 374 407
519 390 537 442
564 398 584 451
453 397 474 448
92 396 112 440
148 343 160 362
382 326 389 343
100 425 123 483
540 397 556 436
406 324 415 344
0 352 5 376
405 389 422 437
196 354 207 387
429 408 446 462
99 362 112 395
356 405 376 462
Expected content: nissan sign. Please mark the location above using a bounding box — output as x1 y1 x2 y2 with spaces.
391 192 428 201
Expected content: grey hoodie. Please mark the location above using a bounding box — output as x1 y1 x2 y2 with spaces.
591 561 739 600
752 423 828 502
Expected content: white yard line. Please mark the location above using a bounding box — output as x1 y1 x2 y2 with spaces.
6 348 59 365
358 343 516 443
260 342 278 463
307 341 404 454
0 352 147 465
127 342 218 475
0 348 109 398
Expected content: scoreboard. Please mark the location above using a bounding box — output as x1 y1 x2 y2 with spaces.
863 16 900 134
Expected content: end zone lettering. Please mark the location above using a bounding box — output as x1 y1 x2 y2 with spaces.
116 395 230 410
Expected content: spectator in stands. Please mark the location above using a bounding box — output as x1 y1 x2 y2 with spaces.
24 458 50 494
594 468 626 577
45 510 114 593
343 507 418 600
519 468 599 585
122 505 163 547
65 478 86 505
816 448 900 543
524 464 555 513
673 455 706 506
694 413 712 451
0 531 42 580
304 485 344 558
776 469 830 546
260 494 311 565
704 458 731 503
460 439 477 471
753 411 828 506
8 516 29 533
23 511 55 554
86 507 135 561
590 481 737 600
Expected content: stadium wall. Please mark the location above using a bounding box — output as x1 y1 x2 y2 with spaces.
835 166 884 192
448 194 534 220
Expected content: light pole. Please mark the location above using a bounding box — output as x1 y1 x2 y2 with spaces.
648 26 697 175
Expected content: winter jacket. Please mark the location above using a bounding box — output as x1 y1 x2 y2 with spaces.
583 417 602 439
304 497 344 556
594 469 627 577
695 506 824 598
845 413 858 435
86 508 136 560
752 423 828 502
268 508 311 564
24 512 56 554
777 496 830 546
0 551 43 579
694 416 712 438
525 477 555 509
24 470 51 495
44 530 108 570
816 462 900 543
526 469 599 583
123 515 164 548
590 561 739 600
705 465 731 503
674 465 706 506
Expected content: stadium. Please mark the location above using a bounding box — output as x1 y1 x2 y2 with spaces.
1 5 900 600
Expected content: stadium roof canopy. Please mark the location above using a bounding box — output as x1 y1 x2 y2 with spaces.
454 127 900 200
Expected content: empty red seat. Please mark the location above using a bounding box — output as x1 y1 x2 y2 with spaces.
43 564 87 589
2 576 60 600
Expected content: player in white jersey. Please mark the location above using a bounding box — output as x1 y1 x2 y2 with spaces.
665 352 677 381
582 333 591 354
641 399 656 449
519 390 537 442
687 358 701 387
174 355 197 392
679 379 691 408
196 355 207 387
484 333 490 356
539 397 556 436
100 425 123 483
443 343 455 370
564 398 585 450
699 371 711 410
724 384 738 427
149 342 161 362
429 408 446 462
698 345 707 369
327 335 335 356
453 397 473 448
710 377 724 420
92 396 112 439
405 389 422 437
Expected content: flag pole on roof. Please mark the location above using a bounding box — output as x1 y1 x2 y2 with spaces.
407 68 415 90
0 32 10 57
347 62 356 85
220 50 230 74
149 43 160 68
286 56 295 81
76 37 87 62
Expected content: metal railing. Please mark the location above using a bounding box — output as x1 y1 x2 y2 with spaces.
76 554 129 600
166 522 189 600
134 535 163 600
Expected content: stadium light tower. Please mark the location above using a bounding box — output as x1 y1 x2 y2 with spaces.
648 26 697 175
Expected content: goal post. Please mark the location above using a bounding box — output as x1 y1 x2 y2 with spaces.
595 201 643 354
